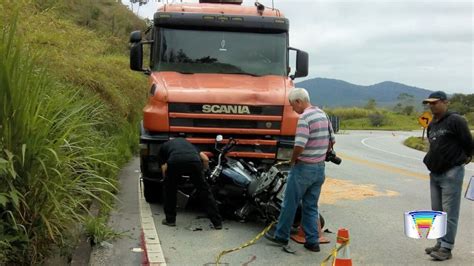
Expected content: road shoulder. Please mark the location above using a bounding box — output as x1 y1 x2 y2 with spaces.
89 158 142 266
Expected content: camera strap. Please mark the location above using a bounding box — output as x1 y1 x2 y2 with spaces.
325 114 334 151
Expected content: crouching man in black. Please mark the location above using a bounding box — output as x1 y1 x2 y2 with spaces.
159 138 223 229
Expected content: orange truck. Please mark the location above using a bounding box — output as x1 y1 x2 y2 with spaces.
129 0 308 202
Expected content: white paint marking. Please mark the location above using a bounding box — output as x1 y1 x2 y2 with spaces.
138 176 167 266
361 136 423 161
132 247 144 253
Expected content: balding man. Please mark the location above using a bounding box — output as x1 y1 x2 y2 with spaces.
265 88 335 252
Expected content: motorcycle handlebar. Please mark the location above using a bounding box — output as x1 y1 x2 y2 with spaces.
221 138 237 153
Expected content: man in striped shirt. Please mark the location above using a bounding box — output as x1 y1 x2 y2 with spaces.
265 88 335 252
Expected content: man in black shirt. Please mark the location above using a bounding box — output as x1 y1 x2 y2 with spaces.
159 138 222 229
422 91 473 261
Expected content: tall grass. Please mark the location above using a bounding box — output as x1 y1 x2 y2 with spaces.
326 107 421 130
326 107 374 120
0 20 122 264
0 0 146 262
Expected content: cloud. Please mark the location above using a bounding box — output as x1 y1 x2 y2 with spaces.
124 0 473 93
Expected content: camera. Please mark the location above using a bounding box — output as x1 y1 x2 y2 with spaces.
325 149 342 165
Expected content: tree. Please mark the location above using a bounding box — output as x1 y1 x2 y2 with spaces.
394 93 415 115
397 93 415 103
364 98 377 110
449 93 474 115
402 105 415 116
368 112 387 126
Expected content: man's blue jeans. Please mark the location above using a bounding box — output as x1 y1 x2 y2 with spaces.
274 161 326 246
430 165 465 250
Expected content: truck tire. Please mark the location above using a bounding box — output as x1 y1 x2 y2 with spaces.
143 178 163 203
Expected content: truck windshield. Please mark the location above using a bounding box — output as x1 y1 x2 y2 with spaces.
155 28 287 76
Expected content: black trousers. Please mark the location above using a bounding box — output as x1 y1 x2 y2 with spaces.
163 161 222 225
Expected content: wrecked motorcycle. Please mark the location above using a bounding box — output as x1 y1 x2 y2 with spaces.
178 135 324 228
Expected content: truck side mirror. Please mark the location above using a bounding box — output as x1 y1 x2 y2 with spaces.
289 48 309 79
130 31 144 71
295 50 308 78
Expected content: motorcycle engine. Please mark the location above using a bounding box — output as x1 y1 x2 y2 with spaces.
248 166 283 197
221 158 255 187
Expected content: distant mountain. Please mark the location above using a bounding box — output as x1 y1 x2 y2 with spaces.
296 78 433 107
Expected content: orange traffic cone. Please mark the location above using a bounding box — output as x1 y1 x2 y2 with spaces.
290 225 305 243
333 228 352 266
290 219 330 244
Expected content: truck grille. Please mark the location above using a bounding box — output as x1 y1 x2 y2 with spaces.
169 103 283 115
166 103 287 158
170 118 281 129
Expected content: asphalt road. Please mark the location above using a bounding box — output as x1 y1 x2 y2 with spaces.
91 130 474 265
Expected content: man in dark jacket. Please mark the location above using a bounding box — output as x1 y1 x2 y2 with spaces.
422 91 473 261
159 138 222 229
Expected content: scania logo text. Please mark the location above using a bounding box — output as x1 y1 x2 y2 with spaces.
202 104 250 114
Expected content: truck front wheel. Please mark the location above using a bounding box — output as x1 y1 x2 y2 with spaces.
142 178 163 203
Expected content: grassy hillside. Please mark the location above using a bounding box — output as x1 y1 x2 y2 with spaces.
0 0 147 264
2 0 147 118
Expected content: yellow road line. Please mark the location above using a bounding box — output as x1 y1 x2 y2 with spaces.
339 152 429 180
339 153 469 189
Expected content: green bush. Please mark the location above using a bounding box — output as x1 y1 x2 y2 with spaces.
368 112 387 127
404 137 429 152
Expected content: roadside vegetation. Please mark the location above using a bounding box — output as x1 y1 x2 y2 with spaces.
326 94 474 131
1 0 146 264
404 137 429 152
325 106 422 131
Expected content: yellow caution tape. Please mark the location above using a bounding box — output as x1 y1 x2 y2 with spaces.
320 236 350 266
215 221 275 265
274 160 290 167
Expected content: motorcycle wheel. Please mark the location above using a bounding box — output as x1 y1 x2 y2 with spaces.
319 214 325 229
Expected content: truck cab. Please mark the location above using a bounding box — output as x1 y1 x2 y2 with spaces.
130 0 308 202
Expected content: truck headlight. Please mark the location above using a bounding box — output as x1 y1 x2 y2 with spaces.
276 147 292 160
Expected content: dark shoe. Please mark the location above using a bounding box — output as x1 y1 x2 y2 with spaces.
213 222 223 230
304 243 321 252
264 231 288 246
425 243 441 254
430 248 452 261
161 219 176 227
290 226 299 235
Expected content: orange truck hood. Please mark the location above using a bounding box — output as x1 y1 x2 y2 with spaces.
152 72 287 105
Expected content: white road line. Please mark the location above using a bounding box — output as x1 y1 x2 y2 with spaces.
138 176 167 266
361 136 423 161
361 136 474 172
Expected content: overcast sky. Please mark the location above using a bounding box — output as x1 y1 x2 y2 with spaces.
124 0 473 94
